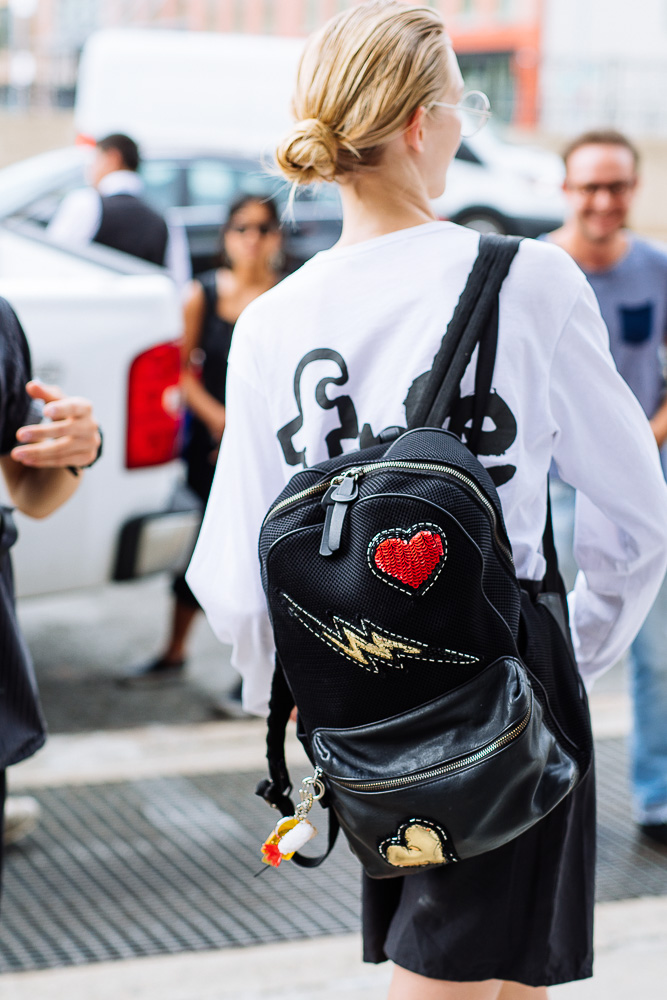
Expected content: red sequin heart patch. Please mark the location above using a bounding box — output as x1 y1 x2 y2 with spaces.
374 530 444 590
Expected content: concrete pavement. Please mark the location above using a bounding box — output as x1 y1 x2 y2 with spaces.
3 579 664 998
6 687 630 790
3 685 666 999
0 880 665 999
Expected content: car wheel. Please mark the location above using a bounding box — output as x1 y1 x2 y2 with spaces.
451 210 508 235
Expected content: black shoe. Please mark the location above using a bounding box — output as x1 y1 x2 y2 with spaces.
117 656 186 688
639 823 667 847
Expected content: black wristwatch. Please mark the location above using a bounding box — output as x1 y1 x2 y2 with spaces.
68 428 103 477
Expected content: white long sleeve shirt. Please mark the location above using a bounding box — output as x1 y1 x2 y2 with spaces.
47 170 191 288
187 222 667 716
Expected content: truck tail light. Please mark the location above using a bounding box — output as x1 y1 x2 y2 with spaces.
126 342 181 469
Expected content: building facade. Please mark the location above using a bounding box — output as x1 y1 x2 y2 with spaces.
541 0 667 137
2 0 666 137
444 1 541 129
0 0 542 127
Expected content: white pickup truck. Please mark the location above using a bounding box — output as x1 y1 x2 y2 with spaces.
0 221 199 598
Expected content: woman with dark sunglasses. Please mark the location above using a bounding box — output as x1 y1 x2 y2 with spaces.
123 194 282 689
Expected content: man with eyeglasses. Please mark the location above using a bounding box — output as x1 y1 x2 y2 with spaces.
545 129 667 847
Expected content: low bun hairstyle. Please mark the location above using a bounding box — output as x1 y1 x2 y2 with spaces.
277 118 340 185
276 1 450 186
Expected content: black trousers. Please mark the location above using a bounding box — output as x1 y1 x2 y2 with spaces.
172 448 216 610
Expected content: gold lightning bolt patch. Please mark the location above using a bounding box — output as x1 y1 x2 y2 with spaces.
281 593 479 673
324 626 422 666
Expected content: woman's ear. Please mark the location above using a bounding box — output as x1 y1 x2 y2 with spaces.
404 105 427 154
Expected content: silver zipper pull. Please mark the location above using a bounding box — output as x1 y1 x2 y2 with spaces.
320 468 364 557
330 466 365 486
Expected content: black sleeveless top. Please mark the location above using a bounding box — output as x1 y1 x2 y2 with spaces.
182 270 235 499
94 192 169 266
196 270 235 407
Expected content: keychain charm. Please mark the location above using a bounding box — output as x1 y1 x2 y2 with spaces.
261 768 325 868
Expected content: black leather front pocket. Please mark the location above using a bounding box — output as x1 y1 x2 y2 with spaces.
311 657 578 878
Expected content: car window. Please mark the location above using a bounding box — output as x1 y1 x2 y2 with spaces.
236 167 283 202
186 158 283 207
455 142 482 166
187 161 240 206
293 183 341 205
10 170 87 228
0 148 89 217
140 160 184 213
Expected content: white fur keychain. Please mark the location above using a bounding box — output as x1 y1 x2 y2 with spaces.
260 769 324 868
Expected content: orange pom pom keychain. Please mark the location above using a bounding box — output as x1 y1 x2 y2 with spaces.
260 767 325 869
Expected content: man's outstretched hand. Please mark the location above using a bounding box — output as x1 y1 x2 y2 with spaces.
11 381 100 470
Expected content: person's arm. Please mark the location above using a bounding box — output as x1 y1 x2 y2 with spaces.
186 318 284 717
46 188 101 247
165 222 192 289
650 319 667 447
550 280 667 686
649 396 667 448
180 280 227 441
1 381 100 519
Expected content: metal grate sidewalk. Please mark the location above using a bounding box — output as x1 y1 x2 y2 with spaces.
0 770 361 972
0 738 665 973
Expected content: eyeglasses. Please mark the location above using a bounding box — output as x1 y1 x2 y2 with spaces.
429 90 492 138
565 180 636 198
228 223 278 236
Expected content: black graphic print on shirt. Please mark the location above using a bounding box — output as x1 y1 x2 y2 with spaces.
277 349 359 466
447 389 517 487
277 348 517 485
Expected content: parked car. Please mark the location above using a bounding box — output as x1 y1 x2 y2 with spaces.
72 28 565 247
0 220 199 598
434 129 566 237
0 27 565 270
0 144 340 273
0 134 564 276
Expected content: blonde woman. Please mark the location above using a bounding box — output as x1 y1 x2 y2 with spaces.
188 3 667 997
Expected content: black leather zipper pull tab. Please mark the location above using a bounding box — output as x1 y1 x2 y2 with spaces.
320 471 361 557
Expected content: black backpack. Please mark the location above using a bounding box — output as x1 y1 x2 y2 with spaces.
257 235 593 878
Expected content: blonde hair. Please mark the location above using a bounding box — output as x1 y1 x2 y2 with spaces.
276 1 450 186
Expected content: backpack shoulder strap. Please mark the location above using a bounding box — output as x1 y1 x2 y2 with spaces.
197 270 220 319
406 233 521 431
256 656 296 815
256 656 340 868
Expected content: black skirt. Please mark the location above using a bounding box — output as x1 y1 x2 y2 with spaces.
362 761 596 987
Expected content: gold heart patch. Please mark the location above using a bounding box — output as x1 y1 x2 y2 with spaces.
380 820 452 868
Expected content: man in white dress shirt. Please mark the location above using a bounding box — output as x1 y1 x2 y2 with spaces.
48 133 190 288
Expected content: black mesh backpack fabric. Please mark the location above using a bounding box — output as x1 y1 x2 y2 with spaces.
257 235 593 879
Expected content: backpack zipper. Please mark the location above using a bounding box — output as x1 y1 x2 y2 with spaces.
264 460 513 566
263 480 331 523
325 705 532 793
